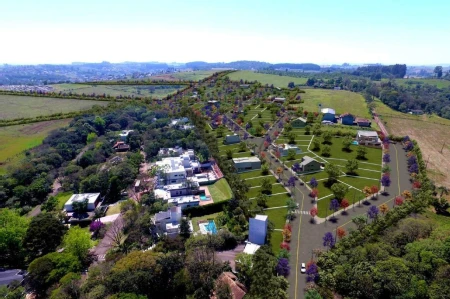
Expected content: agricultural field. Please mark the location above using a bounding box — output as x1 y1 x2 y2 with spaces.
376 99 450 188
50 84 182 98
0 119 72 174
228 71 307 87
149 70 216 81
299 89 372 119
0 95 108 120
382 78 450 89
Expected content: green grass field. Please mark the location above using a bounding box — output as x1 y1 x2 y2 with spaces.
50 84 182 98
0 95 108 120
150 70 216 81
299 89 372 119
208 179 233 202
382 78 450 89
0 119 72 174
55 192 73 209
270 230 284 255
228 71 307 87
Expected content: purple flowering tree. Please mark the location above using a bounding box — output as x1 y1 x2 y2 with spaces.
405 142 414 151
403 135 410 142
306 263 319 282
383 154 391 163
265 135 272 143
367 205 379 220
278 121 284 129
288 176 296 188
409 163 419 174
264 123 270 130
90 221 104 232
276 258 290 277
329 199 340 214
292 163 300 173
245 123 251 130
243 132 249 140
309 177 318 188
381 174 391 194
407 155 417 165
323 232 336 249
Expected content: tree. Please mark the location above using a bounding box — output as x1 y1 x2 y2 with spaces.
62 226 93 263
260 178 272 194
41 196 59 212
336 227 346 239
276 258 290 277
256 193 268 208
309 177 318 188
370 185 379 197
0 209 29 268
322 131 332 144
288 176 296 188
24 213 67 260
310 207 318 219
287 149 296 160
286 199 297 220
305 289 322 299
325 163 340 183
238 142 247 152
180 218 191 239
340 199 349 211
321 145 331 157
226 149 233 159
345 159 359 174
323 232 335 249
306 262 319 283
72 198 88 219
329 199 340 215
304 125 311 135
437 186 449 198
235 252 253 287
330 183 349 201
434 66 443 78
379 203 389 215
276 167 283 180
429 265 450 299
342 137 352 151
394 196 404 206
215 279 233 299
383 153 391 163
381 174 391 193
352 215 367 231
312 139 321 151
288 82 295 88
367 205 379 221
432 197 450 214
356 146 367 159
261 164 269 175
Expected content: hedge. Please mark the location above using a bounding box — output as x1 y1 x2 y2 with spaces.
182 199 230 217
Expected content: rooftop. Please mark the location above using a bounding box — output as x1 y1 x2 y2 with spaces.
357 130 378 137
243 242 261 255
321 108 336 114
232 157 261 163
255 215 268 221
65 193 100 205
300 156 317 166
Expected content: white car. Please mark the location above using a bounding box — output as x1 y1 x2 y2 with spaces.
301 263 306 273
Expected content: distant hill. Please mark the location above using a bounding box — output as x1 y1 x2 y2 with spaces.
185 60 320 71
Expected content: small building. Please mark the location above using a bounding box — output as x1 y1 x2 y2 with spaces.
321 108 336 122
224 134 240 145
356 130 381 146
134 180 141 193
207 100 220 107
167 195 200 210
212 272 247 299
113 141 130 152
64 193 101 212
355 117 371 127
340 113 355 125
119 130 134 142
233 157 261 172
275 144 302 157
272 97 286 104
153 206 182 237
249 215 268 245
240 84 250 89
291 117 307 128
298 156 321 173
409 109 424 115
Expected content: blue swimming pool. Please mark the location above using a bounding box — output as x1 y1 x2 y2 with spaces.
352 140 359 145
200 194 208 201
205 220 217 234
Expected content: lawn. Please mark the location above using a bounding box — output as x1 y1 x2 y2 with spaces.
383 78 450 89
270 230 284 255
297 89 372 119
191 212 222 232
55 192 73 209
0 119 72 174
247 184 287 199
264 208 288 229
239 170 269 179
106 203 121 216
0 95 108 120
208 179 233 202
245 175 277 187
228 71 307 87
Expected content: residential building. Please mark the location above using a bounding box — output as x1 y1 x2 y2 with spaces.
274 144 302 157
249 215 268 245
355 117 371 127
272 97 286 103
409 109 424 115
321 108 336 122
340 113 355 125
167 195 200 209
224 134 240 144
113 141 130 152
64 193 101 212
291 117 307 128
207 100 220 107
356 130 381 146
297 156 321 173
233 157 261 172
170 117 189 127
240 84 250 89
119 130 134 141
212 272 247 299
153 206 182 237
158 146 184 157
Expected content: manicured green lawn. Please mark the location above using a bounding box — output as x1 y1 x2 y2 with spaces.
271 230 284 255
327 158 382 171
245 176 277 187
191 212 222 232
266 193 292 208
240 170 269 179
247 184 287 198
264 208 288 229
208 179 233 202
55 192 73 209
106 204 121 216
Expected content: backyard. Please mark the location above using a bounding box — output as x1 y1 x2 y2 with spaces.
208 179 233 202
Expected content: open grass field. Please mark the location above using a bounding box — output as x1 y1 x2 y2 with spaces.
208 179 233 202
299 89 372 119
151 70 216 81
228 71 307 87
55 192 73 209
51 84 182 98
0 119 72 174
382 78 450 89
0 95 108 120
270 230 284 255
377 100 450 188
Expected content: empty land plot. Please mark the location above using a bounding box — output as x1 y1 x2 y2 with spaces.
0 95 107 120
0 119 71 174
228 71 307 87
51 84 182 98
151 70 216 81
298 89 372 119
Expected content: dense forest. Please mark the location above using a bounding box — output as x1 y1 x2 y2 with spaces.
352 64 407 79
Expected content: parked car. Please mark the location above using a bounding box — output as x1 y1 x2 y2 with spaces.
301 263 306 273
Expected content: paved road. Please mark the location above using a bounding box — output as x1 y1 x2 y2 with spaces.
92 214 124 261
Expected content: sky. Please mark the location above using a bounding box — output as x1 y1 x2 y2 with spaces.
0 0 449 65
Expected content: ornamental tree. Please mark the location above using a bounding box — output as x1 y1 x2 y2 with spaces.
340 198 349 211
309 177 318 188
370 185 379 197
331 183 349 201
288 176 296 188
276 258 290 277
329 199 340 214
383 153 391 163
381 174 391 189
345 159 359 174
336 227 346 239
413 181 422 189
379 203 389 215
280 242 290 251
367 205 379 220
306 262 319 283
395 196 404 206
310 188 318 198
310 207 318 218
323 232 335 249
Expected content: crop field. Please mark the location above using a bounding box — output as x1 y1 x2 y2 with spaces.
382 78 450 89
228 71 307 87
298 89 372 119
150 70 216 81
0 95 108 120
0 119 72 174
376 99 450 187
50 84 182 98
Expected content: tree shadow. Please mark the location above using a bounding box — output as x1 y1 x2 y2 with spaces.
309 218 316 224
356 156 369 161
328 217 339 224
340 210 349 216
342 148 353 153
362 200 372 206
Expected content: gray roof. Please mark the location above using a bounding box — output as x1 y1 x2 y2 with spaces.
300 156 317 166
155 211 170 222
233 157 261 163
357 130 378 137
321 108 336 114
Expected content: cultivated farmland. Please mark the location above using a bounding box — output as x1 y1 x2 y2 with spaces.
51 84 182 98
151 70 217 81
228 71 307 87
0 95 108 120
0 119 72 174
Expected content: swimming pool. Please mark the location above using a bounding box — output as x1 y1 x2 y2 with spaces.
352 140 359 145
205 220 217 234
200 194 208 201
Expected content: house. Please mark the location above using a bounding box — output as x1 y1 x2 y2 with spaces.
224 134 240 145
207 100 220 107
297 156 321 173
340 113 355 125
64 193 101 212
158 146 184 157
170 117 189 127
156 157 188 184
113 141 130 152
409 109 424 115
233 157 261 172
249 215 268 245
356 130 381 146
134 180 141 193
272 97 286 104
153 206 182 237
163 181 199 197
167 195 200 210
291 117 307 128
334 86 341 90
321 108 336 122
355 117 371 127
275 144 302 157
240 84 250 89
212 272 247 299
119 130 134 141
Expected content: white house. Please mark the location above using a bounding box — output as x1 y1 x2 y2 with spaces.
233 157 261 172
248 215 268 245
356 130 381 146
64 193 101 212
274 144 302 157
167 195 200 210
119 130 134 141
153 206 182 237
